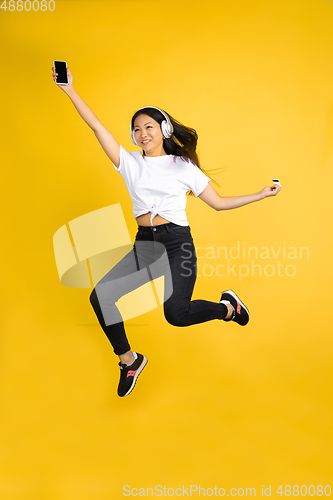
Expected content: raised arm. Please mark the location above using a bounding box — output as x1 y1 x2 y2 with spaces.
198 182 282 210
52 65 120 168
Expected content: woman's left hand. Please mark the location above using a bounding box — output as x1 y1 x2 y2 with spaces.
260 184 282 198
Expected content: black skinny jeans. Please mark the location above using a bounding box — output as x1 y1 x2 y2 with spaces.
89 222 228 355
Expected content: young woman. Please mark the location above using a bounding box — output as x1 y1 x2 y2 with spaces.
52 65 282 397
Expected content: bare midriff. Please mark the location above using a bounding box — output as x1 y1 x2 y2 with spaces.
136 212 171 227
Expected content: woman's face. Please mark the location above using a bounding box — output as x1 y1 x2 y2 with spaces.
133 114 165 156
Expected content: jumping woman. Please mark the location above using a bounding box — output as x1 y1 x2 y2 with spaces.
52 65 282 397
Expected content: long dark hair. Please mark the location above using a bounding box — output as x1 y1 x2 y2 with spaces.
131 107 220 196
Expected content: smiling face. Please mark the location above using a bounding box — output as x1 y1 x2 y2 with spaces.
133 114 166 157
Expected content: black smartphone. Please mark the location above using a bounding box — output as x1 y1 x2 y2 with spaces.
54 60 68 85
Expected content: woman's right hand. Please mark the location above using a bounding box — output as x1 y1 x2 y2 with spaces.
51 66 73 93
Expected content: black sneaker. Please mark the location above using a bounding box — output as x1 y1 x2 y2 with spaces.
117 352 148 397
220 289 249 326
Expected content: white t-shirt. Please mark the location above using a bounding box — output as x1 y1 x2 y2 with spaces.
113 145 211 226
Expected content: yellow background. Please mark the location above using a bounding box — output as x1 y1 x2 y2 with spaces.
1 0 332 498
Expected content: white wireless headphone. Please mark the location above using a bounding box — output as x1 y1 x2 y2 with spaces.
130 106 174 146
